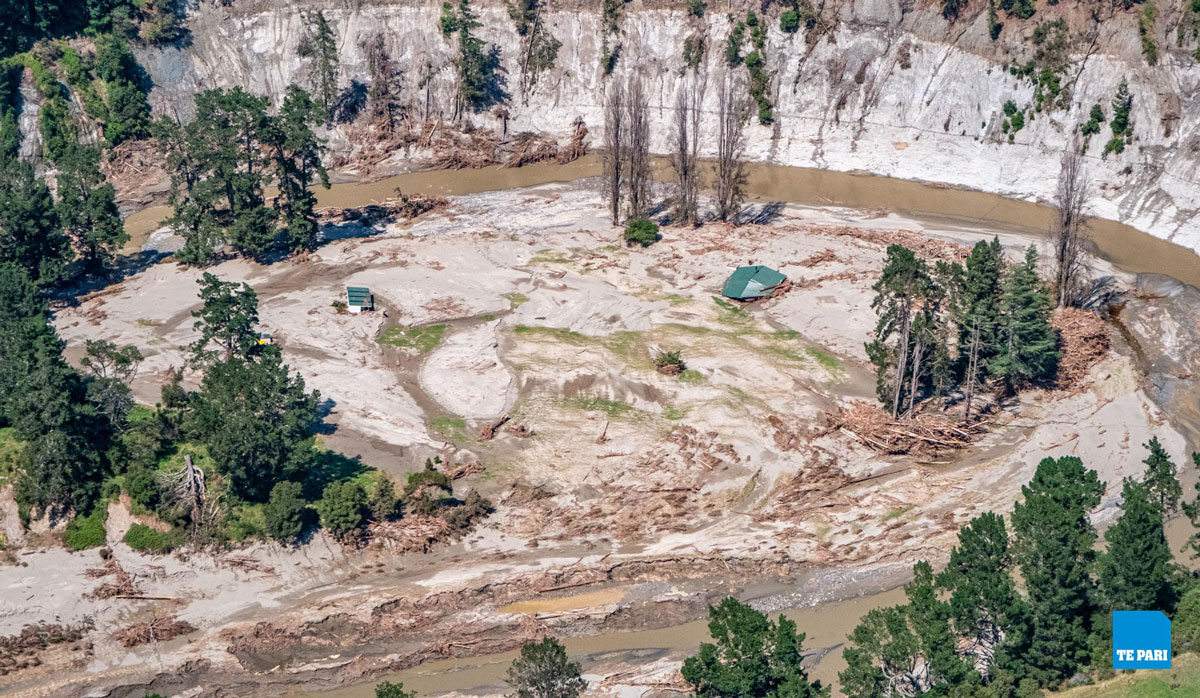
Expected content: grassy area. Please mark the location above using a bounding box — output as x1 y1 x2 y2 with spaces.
378 324 447 354
1055 653 1200 698
529 250 573 265
513 324 589 344
504 292 530 309
663 406 687 421
712 296 752 326
882 505 914 523
678 369 707 384
431 416 469 442
0 427 24 486
567 396 634 418
806 346 840 371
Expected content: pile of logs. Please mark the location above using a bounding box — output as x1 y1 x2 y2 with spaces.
828 402 989 455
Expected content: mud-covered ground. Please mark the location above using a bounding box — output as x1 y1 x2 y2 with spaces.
0 180 1189 698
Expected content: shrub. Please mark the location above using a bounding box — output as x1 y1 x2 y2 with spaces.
623 219 659 247
65 507 107 551
1175 587 1200 654
318 480 369 540
126 466 161 514
687 0 705 17
443 490 493 534
369 476 399 522
124 523 181 554
264 481 310 542
332 300 348 314
376 681 416 698
780 9 800 33
654 349 687 376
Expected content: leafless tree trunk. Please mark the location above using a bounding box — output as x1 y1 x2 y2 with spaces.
624 76 651 220
715 72 748 224
1053 147 1091 307
364 34 405 134
891 306 912 419
963 317 981 422
670 77 704 227
602 80 626 226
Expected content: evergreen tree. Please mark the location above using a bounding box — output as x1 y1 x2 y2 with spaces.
317 479 368 539
269 85 329 254
441 0 504 115
682 597 827 698
959 237 1004 370
506 637 587 698
937 512 1029 680
94 35 151 145
1099 477 1178 614
264 480 310 542
55 144 128 274
905 561 974 689
1141 436 1182 513
187 272 261 366
989 246 1058 391
187 347 320 502
1010 456 1103 685
299 11 340 120
840 605 924 698
375 682 416 698
368 475 398 521
0 156 69 285
1110 79 1132 137
865 245 934 417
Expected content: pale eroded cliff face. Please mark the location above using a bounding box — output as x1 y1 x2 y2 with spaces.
126 0 1200 252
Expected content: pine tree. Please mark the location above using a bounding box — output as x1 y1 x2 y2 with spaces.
905 561 973 689
937 512 1029 680
441 0 503 115
0 156 68 285
55 144 127 274
866 245 934 417
1099 478 1178 613
1141 436 1182 513
506 637 587 698
1010 456 1104 685
960 237 1003 370
269 86 329 254
682 597 827 698
187 272 261 366
989 246 1058 391
299 11 340 121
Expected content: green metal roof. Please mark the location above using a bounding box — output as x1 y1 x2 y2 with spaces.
346 286 373 306
721 266 787 299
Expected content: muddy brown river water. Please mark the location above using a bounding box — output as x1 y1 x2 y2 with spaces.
118 160 1200 698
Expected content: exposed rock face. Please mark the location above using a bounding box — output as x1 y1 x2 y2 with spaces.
20 1 1200 251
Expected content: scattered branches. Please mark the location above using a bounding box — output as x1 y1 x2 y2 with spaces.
113 616 196 648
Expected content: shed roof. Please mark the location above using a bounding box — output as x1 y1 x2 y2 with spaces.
346 286 373 306
721 266 787 299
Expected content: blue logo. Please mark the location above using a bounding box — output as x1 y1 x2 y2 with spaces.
1112 611 1171 670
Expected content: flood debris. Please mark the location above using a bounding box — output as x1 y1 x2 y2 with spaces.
1052 307 1111 390
827 402 989 455
113 616 197 648
0 622 91 676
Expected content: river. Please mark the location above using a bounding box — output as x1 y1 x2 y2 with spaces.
124 156 1200 289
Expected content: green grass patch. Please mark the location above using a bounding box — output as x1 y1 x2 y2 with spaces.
678 369 707 384
223 503 267 541
64 507 108 551
712 296 752 326
124 523 182 554
805 346 840 371
135 318 163 327
0 427 24 486
512 324 589 344
504 292 530 308
765 344 805 362
1054 653 1200 698
378 324 447 354
567 396 634 418
882 505 914 523
529 250 573 265
663 293 692 306
431 416 469 442
663 406 687 421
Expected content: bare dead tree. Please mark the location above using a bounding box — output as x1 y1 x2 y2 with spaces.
602 80 626 226
670 76 704 227
715 72 748 224
963 316 982 422
1053 147 1091 307
161 454 207 526
624 75 652 220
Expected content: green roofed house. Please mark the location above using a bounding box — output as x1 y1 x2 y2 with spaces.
721 265 787 300
346 286 374 313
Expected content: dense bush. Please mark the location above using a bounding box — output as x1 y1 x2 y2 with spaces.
64 507 107 550
318 480 369 539
780 9 800 33
123 522 180 554
623 218 659 247
264 481 310 542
